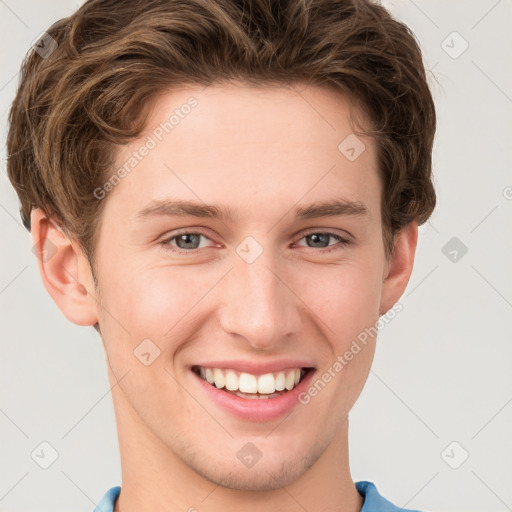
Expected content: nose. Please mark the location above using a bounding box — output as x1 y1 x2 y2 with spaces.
218 250 302 350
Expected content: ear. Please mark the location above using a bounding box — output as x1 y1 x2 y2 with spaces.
379 221 418 315
30 208 99 326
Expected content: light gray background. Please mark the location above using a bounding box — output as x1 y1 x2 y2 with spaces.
1 1 511 511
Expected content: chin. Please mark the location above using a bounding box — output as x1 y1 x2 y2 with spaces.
190 446 321 492
201 464 304 491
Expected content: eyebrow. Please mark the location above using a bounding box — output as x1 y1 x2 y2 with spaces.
136 199 234 222
294 199 369 219
135 198 369 222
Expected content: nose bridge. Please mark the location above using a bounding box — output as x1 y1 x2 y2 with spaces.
219 249 300 348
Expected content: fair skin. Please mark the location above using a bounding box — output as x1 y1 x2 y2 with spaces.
31 82 417 512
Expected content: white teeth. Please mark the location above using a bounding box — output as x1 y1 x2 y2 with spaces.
275 372 286 391
213 368 225 389
196 366 308 395
257 373 275 394
239 372 258 393
235 391 280 399
225 370 238 391
234 391 282 399
285 371 295 391
205 368 214 384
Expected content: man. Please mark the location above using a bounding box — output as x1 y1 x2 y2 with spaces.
7 0 436 510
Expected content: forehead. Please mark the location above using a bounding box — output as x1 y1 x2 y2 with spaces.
142 81 369 149
104 82 381 224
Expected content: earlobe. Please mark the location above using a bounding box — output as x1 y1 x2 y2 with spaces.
31 208 99 326
379 221 418 316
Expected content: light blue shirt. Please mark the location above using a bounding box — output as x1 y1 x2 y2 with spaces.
93 481 422 511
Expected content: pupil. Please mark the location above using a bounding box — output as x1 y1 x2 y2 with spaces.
177 233 200 249
307 233 329 248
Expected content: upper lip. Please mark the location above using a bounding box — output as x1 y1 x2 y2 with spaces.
192 359 315 375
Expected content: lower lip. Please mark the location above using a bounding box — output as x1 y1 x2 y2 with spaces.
192 369 316 422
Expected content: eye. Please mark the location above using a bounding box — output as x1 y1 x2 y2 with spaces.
295 231 351 252
160 229 351 255
161 232 214 251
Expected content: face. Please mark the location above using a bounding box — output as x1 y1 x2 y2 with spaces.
89 82 396 490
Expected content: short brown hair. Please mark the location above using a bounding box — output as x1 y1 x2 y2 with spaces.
7 0 436 269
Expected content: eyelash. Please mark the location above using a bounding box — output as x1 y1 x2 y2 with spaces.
160 229 351 254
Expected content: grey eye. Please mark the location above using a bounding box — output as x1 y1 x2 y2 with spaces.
304 233 332 248
175 233 202 249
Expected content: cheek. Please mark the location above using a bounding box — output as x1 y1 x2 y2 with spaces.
97 266 206 410
298 263 381 423
96 263 214 366
304 259 383 343
125 269 211 320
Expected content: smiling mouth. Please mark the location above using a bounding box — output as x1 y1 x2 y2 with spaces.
191 365 314 399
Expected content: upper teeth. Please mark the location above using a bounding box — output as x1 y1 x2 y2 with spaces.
197 367 304 394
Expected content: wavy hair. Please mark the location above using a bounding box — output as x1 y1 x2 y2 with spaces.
7 0 436 266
